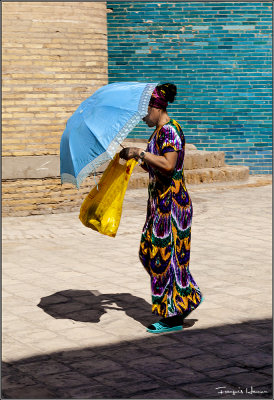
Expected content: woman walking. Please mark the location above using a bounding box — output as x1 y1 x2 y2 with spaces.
120 83 203 333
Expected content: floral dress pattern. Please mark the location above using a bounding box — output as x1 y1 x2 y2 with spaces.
139 119 203 317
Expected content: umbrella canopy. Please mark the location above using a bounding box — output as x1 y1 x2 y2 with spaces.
60 81 157 188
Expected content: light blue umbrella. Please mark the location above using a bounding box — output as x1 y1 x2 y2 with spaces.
60 81 157 188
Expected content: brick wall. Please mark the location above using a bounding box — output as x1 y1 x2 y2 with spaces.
2 1 108 156
2 178 96 217
2 2 108 216
107 1 272 174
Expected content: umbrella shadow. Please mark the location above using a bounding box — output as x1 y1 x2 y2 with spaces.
37 289 198 328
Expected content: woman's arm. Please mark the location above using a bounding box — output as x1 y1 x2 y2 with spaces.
119 147 178 174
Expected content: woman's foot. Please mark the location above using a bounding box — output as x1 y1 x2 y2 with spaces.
159 315 184 327
147 315 184 333
147 296 205 333
146 321 183 334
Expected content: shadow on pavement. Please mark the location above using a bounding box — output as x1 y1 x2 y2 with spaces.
37 289 198 329
2 315 272 399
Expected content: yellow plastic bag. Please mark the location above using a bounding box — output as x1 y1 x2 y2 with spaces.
79 154 137 237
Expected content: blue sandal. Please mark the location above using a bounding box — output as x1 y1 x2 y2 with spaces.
146 321 183 334
147 297 205 334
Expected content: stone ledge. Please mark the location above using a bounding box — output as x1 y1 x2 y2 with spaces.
184 150 225 170
2 155 60 180
128 166 249 189
2 143 223 179
184 165 249 184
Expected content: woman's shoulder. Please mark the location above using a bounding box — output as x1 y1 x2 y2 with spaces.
157 119 184 151
167 119 183 132
160 119 183 137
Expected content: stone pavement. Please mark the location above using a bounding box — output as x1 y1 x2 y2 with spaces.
2 180 272 399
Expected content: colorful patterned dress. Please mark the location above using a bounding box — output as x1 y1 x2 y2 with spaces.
139 119 203 318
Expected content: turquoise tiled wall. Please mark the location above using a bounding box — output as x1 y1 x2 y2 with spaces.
107 1 272 174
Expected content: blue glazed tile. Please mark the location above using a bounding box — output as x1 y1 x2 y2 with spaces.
107 1 272 173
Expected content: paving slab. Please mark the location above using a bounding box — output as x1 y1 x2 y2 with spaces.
2 182 272 399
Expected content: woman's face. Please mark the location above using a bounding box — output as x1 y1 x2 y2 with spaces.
142 106 160 127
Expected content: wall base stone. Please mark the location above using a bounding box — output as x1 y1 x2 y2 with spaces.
2 178 94 217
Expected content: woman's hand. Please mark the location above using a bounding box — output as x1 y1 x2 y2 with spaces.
119 147 141 161
119 146 178 175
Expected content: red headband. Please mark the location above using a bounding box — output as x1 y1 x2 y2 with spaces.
149 87 168 110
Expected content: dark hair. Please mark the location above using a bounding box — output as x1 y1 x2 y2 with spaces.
157 83 177 103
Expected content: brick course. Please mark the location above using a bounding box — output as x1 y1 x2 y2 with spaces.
2 178 93 217
2 2 108 216
107 1 272 174
2 1 108 157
